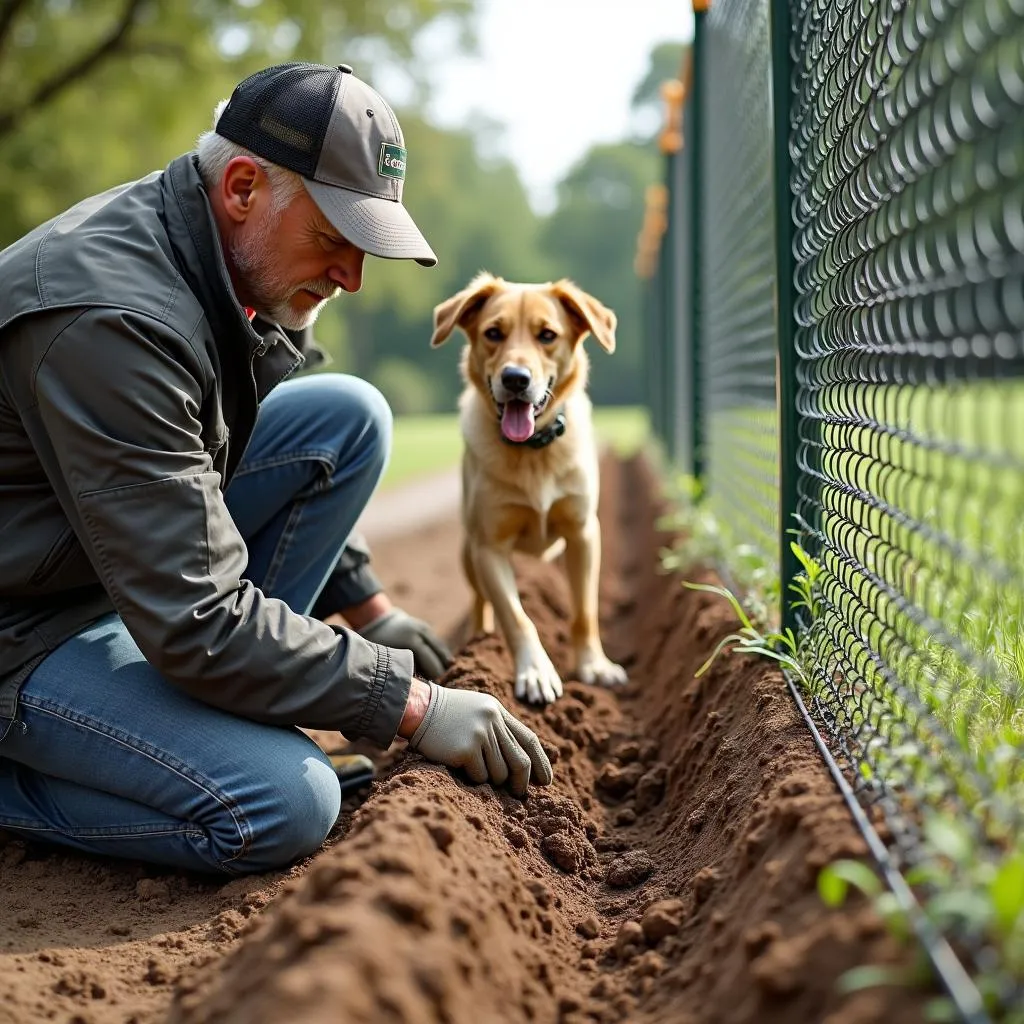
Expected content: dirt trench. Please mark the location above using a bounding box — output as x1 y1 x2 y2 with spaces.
151 456 928 1024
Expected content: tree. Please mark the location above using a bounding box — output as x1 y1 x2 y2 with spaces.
0 0 475 245
533 39 690 408
539 142 660 406
0 11 692 417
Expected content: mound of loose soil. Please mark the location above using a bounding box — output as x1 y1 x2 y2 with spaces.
160 457 932 1024
0 494 471 1024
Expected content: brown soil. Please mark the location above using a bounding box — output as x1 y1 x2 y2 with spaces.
0 456 931 1024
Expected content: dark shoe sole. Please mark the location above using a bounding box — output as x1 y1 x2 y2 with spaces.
328 753 376 795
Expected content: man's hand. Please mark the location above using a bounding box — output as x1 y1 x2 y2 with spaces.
402 682 553 797
358 607 453 681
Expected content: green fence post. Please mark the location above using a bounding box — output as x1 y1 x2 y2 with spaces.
689 1 708 483
651 231 665 449
769 0 800 635
661 151 678 463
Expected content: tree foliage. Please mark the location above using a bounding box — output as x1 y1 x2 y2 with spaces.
0 2 680 411
0 0 474 244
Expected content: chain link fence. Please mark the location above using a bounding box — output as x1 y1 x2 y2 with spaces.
700 0 780 562
640 1 1024 1018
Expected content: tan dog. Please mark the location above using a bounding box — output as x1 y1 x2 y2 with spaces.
430 271 628 704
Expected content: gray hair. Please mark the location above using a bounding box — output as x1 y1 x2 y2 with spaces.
196 100 306 215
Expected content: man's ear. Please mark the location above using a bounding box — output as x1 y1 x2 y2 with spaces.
430 272 503 347
220 156 263 224
551 279 617 353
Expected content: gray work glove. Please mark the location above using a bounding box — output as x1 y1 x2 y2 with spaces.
359 608 454 681
408 683 553 796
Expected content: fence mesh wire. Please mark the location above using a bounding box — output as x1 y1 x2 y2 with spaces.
790 0 1024 1003
651 0 1024 1013
700 0 780 564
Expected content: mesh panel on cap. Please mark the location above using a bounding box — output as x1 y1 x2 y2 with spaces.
215 63 340 178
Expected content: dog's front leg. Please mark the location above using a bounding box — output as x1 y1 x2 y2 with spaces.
461 538 494 634
564 515 628 689
473 544 563 705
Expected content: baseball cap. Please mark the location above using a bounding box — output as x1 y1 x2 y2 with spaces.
215 62 437 267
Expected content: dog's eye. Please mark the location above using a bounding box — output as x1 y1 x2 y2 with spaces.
483 327 504 342
538 327 558 343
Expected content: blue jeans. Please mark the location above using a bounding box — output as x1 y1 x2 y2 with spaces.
0 374 392 875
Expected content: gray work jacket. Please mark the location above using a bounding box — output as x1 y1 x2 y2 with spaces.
0 154 411 745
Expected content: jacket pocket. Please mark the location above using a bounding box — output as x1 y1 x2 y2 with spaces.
204 424 229 456
26 527 95 593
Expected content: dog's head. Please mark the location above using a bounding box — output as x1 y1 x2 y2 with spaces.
430 272 617 443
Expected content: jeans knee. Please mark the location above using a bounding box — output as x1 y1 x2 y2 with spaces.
320 374 393 476
233 754 341 872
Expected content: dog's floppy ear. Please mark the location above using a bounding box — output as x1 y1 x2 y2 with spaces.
551 280 617 353
430 272 502 347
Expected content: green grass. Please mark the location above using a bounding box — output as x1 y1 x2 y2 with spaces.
380 413 466 490
380 405 650 490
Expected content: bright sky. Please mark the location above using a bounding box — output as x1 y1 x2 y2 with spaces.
417 1 694 212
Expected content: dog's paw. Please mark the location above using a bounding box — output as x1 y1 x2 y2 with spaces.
576 652 628 689
514 649 564 705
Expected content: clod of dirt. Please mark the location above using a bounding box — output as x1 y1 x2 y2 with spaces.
691 866 721 905
635 950 667 977
633 764 668 814
614 807 637 826
144 957 173 986
615 920 645 959
605 849 655 888
136 878 170 902
593 835 629 854
526 880 552 909
576 915 601 940
596 761 645 799
503 822 529 849
612 738 658 765
640 899 685 945
612 739 643 763
541 831 586 874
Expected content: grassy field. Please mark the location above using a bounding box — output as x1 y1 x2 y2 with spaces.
380 405 650 490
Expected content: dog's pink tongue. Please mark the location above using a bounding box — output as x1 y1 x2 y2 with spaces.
501 400 535 443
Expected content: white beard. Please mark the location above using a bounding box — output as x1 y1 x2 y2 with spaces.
230 209 336 330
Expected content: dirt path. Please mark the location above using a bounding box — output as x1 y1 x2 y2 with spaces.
1 458 932 1024
355 467 461 549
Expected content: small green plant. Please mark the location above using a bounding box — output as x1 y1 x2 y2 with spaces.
657 471 782 624
818 858 884 905
682 542 822 686
683 578 808 683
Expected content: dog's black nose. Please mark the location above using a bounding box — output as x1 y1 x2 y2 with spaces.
501 365 532 394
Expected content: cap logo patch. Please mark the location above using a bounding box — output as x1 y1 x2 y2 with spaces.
378 142 407 180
